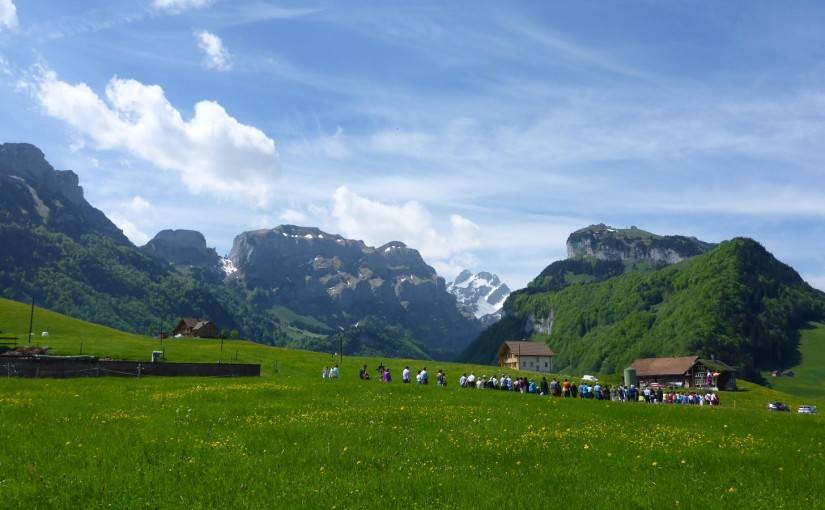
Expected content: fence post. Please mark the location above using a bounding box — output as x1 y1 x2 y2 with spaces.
137 364 142 378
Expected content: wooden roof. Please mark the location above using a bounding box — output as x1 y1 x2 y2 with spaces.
701 358 736 372
498 341 554 358
179 317 202 328
630 356 699 377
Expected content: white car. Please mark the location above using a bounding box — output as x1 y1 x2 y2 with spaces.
798 405 817 414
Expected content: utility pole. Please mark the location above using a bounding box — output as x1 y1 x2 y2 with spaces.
27 298 34 345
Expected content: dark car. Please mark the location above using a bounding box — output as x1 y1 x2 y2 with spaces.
767 401 791 412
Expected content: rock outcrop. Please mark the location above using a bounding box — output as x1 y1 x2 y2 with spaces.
0 143 128 243
141 229 222 269
227 225 482 355
566 224 715 266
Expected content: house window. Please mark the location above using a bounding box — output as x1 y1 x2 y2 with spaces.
521 361 526 368
545 362 548 368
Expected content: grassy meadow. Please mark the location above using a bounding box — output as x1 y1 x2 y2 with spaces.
1 298 824 508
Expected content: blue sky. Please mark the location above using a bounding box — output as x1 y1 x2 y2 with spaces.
2 0 825 291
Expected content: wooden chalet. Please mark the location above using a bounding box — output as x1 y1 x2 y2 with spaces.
630 356 736 391
498 341 555 373
172 317 219 339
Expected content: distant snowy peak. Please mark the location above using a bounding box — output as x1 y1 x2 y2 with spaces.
447 270 511 324
452 269 501 289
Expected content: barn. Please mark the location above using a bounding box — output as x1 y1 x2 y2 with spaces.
172 317 219 339
629 356 736 390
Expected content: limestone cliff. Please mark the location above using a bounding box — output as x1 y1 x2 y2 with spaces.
0 143 128 243
227 225 482 355
566 224 715 266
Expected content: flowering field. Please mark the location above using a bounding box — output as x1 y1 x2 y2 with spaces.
1 299 823 508
1 355 823 509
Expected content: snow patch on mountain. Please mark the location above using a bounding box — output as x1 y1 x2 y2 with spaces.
221 257 237 275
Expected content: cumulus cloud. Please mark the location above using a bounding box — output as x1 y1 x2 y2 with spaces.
29 68 280 206
196 30 233 71
331 186 482 270
111 215 150 246
123 195 153 216
153 0 213 14
107 196 156 246
0 0 18 31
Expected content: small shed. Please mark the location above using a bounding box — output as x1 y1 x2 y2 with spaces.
629 355 736 390
172 317 219 339
498 341 555 373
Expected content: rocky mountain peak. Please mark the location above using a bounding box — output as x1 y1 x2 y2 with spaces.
566 223 715 266
447 270 511 326
0 143 51 183
226 225 480 356
140 229 221 269
0 142 128 243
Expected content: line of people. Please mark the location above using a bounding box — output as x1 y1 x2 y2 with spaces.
326 365 721 406
353 364 448 386
453 372 721 406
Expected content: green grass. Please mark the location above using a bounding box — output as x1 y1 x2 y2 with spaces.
2 297 825 508
269 304 333 331
761 322 825 405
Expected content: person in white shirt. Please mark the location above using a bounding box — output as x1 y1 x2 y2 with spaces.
402 366 411 383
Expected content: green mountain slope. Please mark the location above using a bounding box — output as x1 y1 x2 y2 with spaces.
459 238 825 380
0 144 481 360
0 223 291 346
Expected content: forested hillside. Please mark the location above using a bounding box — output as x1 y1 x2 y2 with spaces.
460 238 825 380
0 223 289 345
0 143 480 359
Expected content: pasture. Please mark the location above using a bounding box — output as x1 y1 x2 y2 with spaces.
1 298 824 508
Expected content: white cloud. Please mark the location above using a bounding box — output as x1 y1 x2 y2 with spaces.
29 67 280 207
0 0 17 31
109 213 150 246
123 195 153 216
278 208 310 225
196 30 233 71
107 196 156 246
153 0 213 14
331 186 481 266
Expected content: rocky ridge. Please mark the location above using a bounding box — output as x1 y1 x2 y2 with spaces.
140 229 222 270
226 225 482 355
0 143 128 243
566 223 715 266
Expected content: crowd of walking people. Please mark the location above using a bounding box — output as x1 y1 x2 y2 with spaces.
324 363 721 406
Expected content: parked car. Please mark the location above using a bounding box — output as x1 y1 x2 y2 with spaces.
767 402 791 412
798 405 818 414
